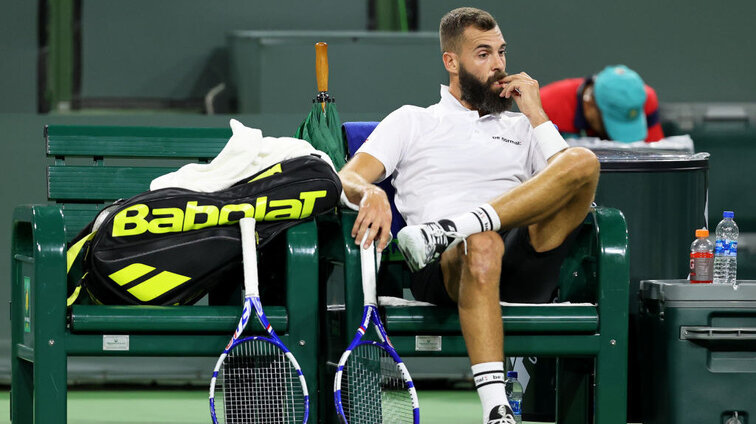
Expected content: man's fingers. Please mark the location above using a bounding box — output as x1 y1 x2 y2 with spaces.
377 229 392 253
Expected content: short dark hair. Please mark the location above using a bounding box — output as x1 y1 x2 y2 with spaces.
439 7 498 54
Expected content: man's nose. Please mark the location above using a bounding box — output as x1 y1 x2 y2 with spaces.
493 55 506 71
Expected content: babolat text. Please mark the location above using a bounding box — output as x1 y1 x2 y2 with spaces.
112 191 328 237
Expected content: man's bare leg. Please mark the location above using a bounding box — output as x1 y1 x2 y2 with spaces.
440 232 511 422
489 147 600 250
397 147 600 271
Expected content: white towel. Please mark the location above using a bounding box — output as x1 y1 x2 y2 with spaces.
150 119 335 192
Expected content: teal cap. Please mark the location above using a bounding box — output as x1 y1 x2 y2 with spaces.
594 65 648 142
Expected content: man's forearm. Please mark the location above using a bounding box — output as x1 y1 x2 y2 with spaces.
339 169 375 205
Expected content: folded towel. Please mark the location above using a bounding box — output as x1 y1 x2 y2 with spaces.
151 119 335 192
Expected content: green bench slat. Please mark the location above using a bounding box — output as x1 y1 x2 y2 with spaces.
384 304 598 334
49 166 175 200
46 125 230 158
61 204 105 240
70 305 288 333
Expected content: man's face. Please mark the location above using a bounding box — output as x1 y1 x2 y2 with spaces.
582 84 608 139
456 26 512 114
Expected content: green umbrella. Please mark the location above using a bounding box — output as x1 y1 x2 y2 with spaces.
295 42 347 171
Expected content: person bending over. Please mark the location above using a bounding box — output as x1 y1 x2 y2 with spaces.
540 64 663 142
338 7 599 424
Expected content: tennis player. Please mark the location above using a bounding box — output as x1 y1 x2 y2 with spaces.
338 7 599 424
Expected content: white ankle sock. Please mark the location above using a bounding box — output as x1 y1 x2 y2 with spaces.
447 203 501 237
472 361 509 423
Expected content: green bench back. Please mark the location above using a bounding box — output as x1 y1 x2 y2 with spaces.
45 125 231 240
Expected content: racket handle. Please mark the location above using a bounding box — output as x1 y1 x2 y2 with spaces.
240 218 259 297
359 232 378 306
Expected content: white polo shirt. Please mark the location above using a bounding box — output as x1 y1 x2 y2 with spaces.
357 85 569 225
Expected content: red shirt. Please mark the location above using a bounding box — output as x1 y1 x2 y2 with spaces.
540 77 663 142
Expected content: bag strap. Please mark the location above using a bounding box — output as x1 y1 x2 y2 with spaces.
66 231 96 306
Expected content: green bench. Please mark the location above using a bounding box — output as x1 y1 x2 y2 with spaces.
10 125 323 423
320 206 630 424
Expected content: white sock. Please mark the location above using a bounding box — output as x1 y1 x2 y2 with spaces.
472 362 510 423
445 203 501 237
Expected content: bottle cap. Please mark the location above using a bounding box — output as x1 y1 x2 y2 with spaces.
724 211 734 218
506 371 518 378
695 229 709 237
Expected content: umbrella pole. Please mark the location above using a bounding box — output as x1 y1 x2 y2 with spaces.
316 42 329 114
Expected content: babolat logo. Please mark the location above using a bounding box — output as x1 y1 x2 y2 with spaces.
109 263 190 302
112 190 328 237
492 135 521 145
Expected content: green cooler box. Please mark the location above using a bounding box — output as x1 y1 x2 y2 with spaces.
639 279 756 424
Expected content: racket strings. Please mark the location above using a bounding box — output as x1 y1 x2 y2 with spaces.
341 344 415 423
219 339 304 424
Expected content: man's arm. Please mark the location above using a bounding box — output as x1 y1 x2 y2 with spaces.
339 152 393 252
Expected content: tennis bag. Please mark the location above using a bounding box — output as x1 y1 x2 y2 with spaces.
67 154 341 306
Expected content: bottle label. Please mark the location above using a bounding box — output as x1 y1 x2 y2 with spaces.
510 399 521 415
715 240 738 257
690 252 714 283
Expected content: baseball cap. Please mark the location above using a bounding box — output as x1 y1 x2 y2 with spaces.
593 65 648 142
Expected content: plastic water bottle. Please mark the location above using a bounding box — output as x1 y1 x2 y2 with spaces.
689 228 714 284
505 371 523 424
713 211 739 285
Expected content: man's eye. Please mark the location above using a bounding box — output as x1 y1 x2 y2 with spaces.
479 53 488 58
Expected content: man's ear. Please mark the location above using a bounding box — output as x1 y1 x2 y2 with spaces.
442 51 458 74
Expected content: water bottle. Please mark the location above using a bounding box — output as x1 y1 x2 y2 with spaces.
689 228 714 284
713 211 739 285
505 371 523 423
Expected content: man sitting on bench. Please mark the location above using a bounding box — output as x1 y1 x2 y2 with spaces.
338 7 600 423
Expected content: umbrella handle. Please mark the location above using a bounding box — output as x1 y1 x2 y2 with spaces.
316 42 328 112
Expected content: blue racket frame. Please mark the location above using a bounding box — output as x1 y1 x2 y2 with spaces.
209 218 310 424
333 237 419 423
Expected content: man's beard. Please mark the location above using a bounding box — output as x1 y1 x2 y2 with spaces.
459 65 513 115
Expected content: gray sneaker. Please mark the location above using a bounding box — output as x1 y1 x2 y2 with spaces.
396 219 465 272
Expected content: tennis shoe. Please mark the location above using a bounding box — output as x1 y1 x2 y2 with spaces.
396 219 465 272
486 404 517 424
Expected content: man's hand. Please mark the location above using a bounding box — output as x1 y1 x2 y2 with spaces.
352 186 393 252
339 152 393 252
500 72 549 128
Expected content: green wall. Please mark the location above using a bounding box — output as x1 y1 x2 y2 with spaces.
0 1 37 113
80 0 367 100
418 0 756 102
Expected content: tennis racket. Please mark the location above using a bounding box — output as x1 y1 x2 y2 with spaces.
333 235 420 423
209 217 309 423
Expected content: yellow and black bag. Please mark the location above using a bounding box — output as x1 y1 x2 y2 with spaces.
67 155 340 305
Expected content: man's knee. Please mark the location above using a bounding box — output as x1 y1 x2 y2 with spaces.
461 232 504 283
562 147 600 186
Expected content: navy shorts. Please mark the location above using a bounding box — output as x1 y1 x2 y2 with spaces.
409 225 582 305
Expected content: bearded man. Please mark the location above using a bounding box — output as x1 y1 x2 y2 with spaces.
338 7 600 423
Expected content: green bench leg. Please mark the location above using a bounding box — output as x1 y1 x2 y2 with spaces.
284 221 320 423
594 345 628 424
11 355 34 424
33 348 67 424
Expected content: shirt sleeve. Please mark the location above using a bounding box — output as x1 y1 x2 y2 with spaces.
644 86 665 142
355 106 414 182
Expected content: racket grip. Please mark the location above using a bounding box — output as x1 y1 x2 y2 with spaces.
316 42 328 93
240 218 259 297
359 233 378 306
